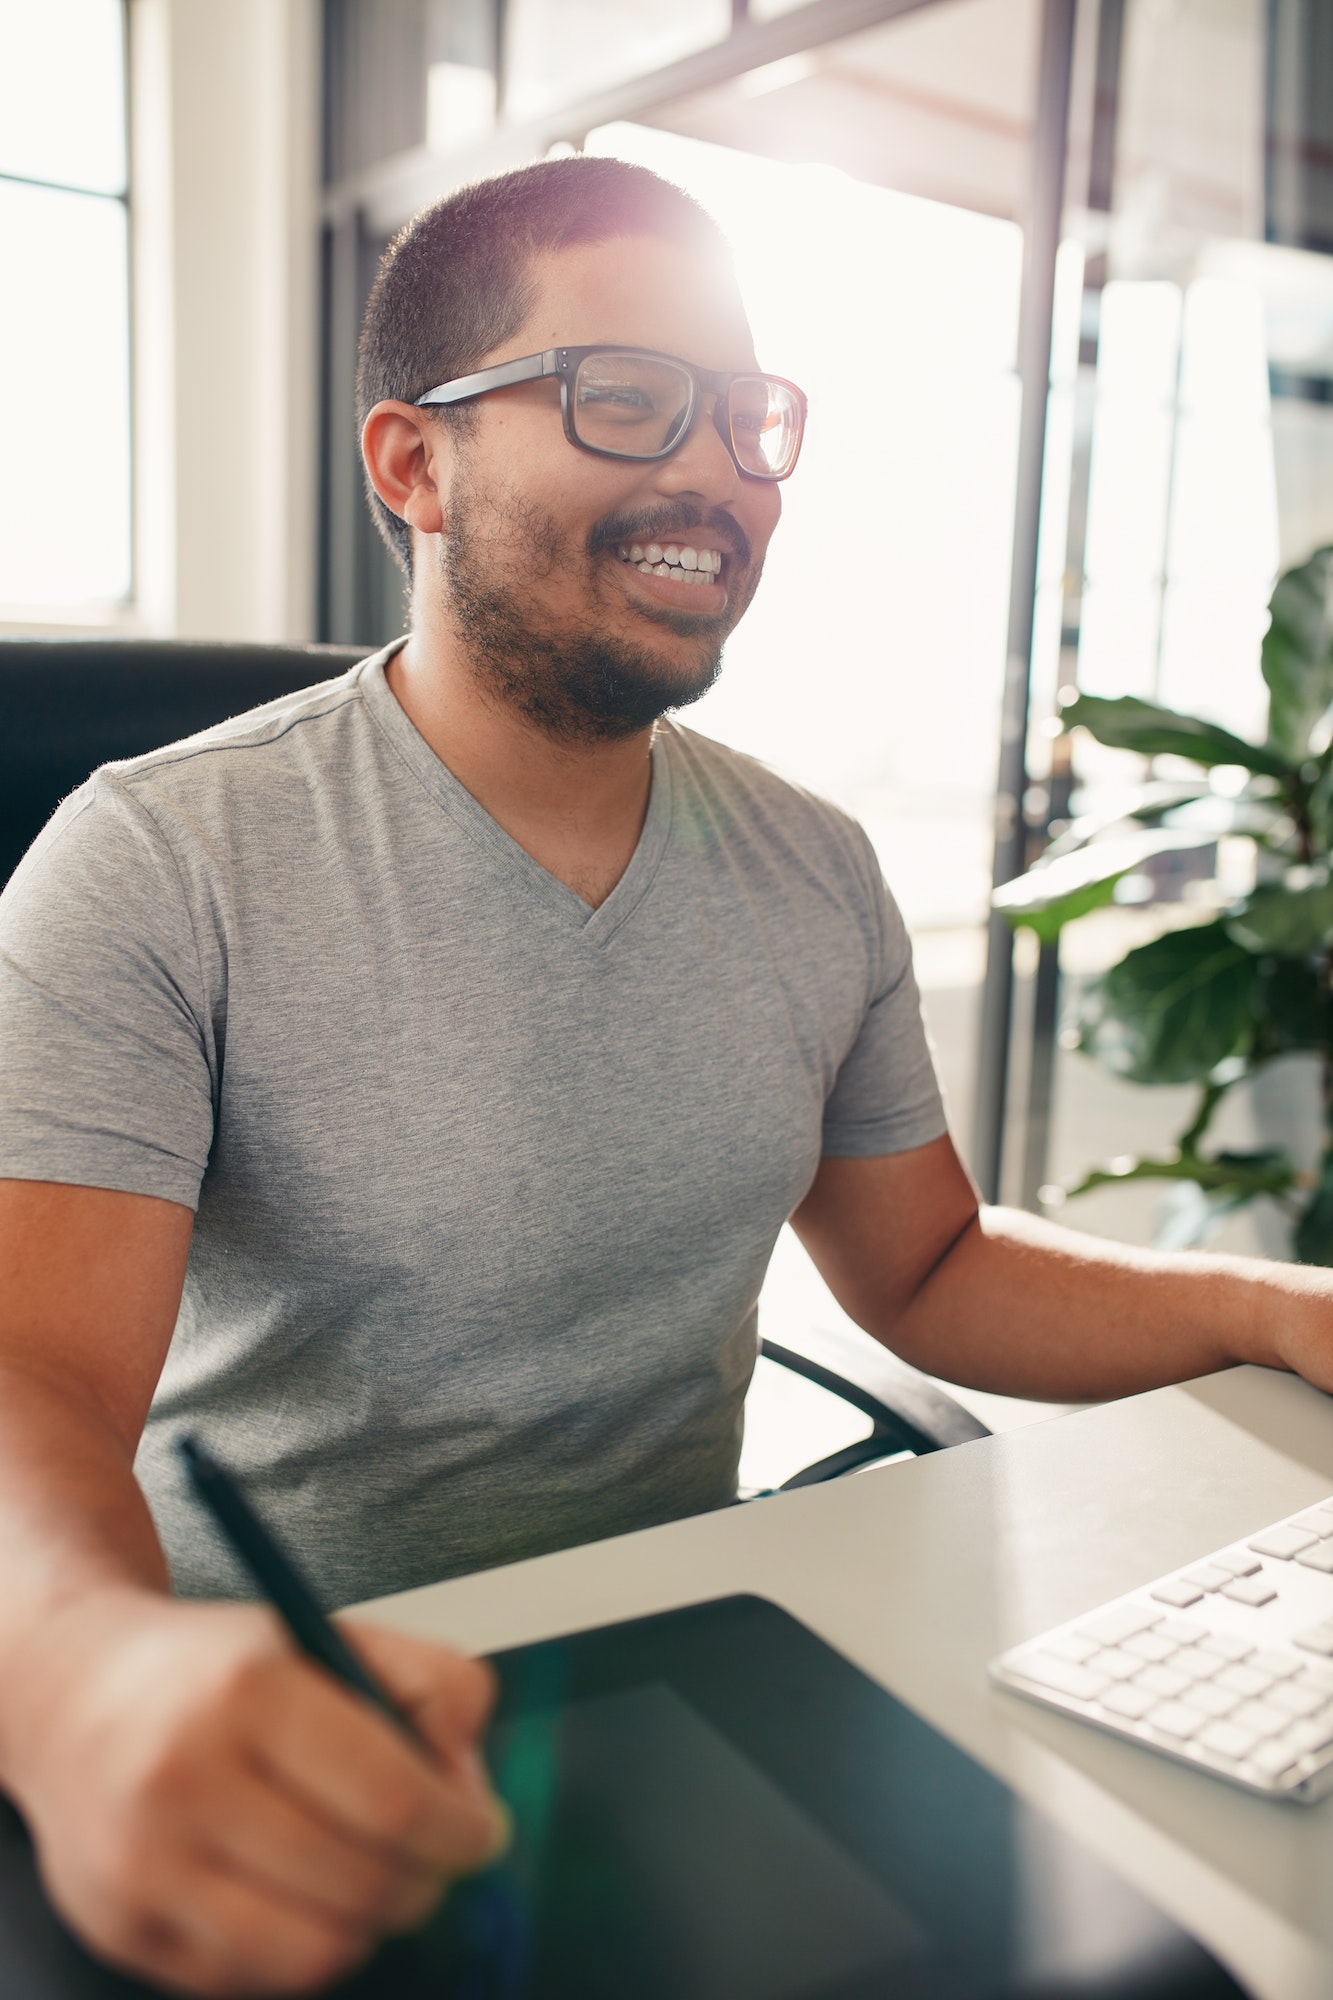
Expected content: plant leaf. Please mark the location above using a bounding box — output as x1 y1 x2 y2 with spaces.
1153 1179 1259 1251
1159 795 1283 838
1043 781 1208 858
992 830 1218 943
1076 922 1260 1084
1227 882 1333 955
1062 693 1292 780
1263 545 1333 763
1295 1154 1333 1266
1064 1146 1294 1201
1258 956 1333 1052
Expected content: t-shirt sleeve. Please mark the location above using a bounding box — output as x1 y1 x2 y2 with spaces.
819 839 948 1159
0 776 216 1207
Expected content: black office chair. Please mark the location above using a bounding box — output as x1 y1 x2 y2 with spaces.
0 638 368 886
0 636 990 1484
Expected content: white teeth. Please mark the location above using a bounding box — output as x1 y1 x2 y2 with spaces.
618 541 718 583
631 562 713 584
615 542 724 575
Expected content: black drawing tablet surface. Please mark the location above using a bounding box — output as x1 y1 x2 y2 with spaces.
0 1594 1246 1998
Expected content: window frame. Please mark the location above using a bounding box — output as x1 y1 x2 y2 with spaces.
0 0 135 633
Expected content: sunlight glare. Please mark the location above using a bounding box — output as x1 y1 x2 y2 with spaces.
586 122 1023 930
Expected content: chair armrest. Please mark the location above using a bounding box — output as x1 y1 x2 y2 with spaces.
758 1322 989 1489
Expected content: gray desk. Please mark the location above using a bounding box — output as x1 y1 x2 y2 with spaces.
356 1365 1333 2000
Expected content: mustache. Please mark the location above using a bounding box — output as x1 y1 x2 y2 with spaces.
588 503 751 570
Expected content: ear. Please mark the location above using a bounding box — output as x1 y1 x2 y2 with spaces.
360 401 453 537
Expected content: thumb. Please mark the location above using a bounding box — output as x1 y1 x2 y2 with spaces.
337 1619 500 1763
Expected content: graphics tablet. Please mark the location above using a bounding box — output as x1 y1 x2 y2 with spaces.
0 1594 1245 1998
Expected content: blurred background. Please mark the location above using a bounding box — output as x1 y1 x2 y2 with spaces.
5 0 1333 1467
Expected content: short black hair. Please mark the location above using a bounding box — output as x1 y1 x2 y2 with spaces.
356 155 731 578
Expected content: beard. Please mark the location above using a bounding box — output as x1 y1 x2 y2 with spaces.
440 474 756 745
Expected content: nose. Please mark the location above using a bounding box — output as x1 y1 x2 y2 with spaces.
652 393 744 504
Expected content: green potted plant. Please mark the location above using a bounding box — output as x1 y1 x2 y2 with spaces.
996 545 1333 1261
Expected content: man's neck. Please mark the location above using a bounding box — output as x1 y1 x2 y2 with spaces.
385 629 657 911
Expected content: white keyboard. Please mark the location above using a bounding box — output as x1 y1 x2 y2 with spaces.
990 1495 1333 1801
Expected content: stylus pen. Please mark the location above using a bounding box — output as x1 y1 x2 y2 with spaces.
177 1433 429 1753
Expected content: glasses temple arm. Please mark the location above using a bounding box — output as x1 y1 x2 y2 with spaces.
414 351 554 409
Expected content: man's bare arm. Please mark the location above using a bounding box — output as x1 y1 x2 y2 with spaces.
0 1181 189 1622
790 1137 1333 1402
0 1181 505 1998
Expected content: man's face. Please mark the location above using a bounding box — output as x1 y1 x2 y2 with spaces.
429 234 783 741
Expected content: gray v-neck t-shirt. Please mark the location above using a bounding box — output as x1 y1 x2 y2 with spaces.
0 646 945 1605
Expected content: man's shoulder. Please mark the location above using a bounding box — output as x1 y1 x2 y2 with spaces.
660 721 874 858
100 648 390 798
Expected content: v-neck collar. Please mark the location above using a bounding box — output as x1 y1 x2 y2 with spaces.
357 643 674 948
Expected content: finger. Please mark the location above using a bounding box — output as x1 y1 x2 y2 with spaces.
337 1626 509 1849
162 1862 372 1999
246 1660 506 1876
340 1621 499 1760
201 1753 450 1937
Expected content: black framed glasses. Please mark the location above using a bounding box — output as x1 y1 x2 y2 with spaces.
415 345 807 482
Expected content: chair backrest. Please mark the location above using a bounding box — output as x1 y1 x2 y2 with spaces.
0 638 369 887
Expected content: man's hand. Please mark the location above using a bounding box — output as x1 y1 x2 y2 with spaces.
5 1591 507 1998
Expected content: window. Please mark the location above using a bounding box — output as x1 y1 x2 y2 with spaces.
0 0 131 615
588 118 1026 937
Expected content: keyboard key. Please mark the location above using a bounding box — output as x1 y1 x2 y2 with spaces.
1101 1683 1157 1721
1135 1664 1190 1700
1198 1632 1254 1662
1075 1603 1162 1648
1151 1578 1204 1609
1172 1646 1223 1680
1211 1551 1261 1578
1180 1681 1240 1719
1155 1616 1207 1645
1041 1630 1101 1665
1223 1575 1278 1607
993 1498 1333 1799
1294 1623 1333 1657
1087 1647 1142 1682
1125 1630 1178 1664
1198 1719 1262 1760
1269 1681 1326 1718
1294 1507 1333 1537
1296 1542 1333 1574
1014 1652 1108 1700
1251 1651 1301 1682
1286 1714 1333 1755
1249 1525 1317 1560
1232 1699 1289 1738
1216 1663 1275 1699
1182 1564 1230 1592
1148 1701 1204 1739
1250 1738 1299 1779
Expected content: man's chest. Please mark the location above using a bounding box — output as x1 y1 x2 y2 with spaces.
200 849 875 1279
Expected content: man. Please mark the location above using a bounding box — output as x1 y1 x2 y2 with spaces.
0 155 1330 1997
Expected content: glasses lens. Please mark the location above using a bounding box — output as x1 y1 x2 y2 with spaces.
572 352 693 457
728 377 804 479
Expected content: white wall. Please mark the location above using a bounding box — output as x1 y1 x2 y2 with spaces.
130 0 320 641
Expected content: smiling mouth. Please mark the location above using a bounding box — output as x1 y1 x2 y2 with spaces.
615 540 724 587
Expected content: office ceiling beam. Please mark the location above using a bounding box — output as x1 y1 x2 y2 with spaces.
322 0 936 232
